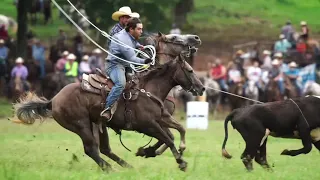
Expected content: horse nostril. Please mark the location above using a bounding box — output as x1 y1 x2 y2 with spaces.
194 36 199 40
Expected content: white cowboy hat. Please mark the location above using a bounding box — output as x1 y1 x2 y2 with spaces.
62 51 69 56
15 57 24 64
93 48 102 54
263 50 271 55
279 34 285 39
112 6 140 21
236 50 244 54
300 21 307 26
272 59 280 65
289 61 298 68
67 53 76 60
274 52 283 58
82 55 89 61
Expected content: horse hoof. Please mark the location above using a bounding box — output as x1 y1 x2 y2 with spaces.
179 161 188 171
135 147 146 157
144 147 157 158
280 149 290 155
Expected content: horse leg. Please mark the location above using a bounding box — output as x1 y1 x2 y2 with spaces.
158 113 186 154
141 122 187 171
77 120 112 171
99 124 133 168
136 127 174 158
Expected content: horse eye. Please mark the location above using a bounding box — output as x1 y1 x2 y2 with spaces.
171 36 176 40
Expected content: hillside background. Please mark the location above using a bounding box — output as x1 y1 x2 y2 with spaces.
1 0 320 69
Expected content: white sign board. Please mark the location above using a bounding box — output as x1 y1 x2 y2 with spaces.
186 101 209 130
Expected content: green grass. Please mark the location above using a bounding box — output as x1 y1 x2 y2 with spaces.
0 98 13 118
187 0 320 41
0 118 319 180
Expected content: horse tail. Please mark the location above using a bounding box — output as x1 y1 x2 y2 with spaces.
222 110 237 159
13 92 52 125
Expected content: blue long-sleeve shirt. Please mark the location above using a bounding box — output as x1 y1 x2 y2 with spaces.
106 29 145 67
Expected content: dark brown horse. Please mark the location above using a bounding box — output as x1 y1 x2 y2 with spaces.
135 32 201 157
14 57 204 171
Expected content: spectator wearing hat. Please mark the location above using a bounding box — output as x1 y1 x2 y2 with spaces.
106 6 140 47
268 59 285 95
281 20 295 42
274 34 292 55
261 50 272 71
55 51 69 72
300 21 309 42
88 48 104 73
79 55 91 77
0 39 8 77
170 23 181 35
285 61 301 95
32 38 46 78
233 50 245 75
65 53 79 83
10 57 29 91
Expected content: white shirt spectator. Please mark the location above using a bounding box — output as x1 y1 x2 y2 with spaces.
228 69 241 83
247 66 262 83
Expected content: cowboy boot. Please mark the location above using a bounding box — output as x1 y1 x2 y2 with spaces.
100 101 118 121
100 107 112 121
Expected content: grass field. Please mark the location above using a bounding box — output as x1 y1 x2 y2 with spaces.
0 117 319 180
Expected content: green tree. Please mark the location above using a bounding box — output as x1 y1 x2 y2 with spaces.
16 0 28 59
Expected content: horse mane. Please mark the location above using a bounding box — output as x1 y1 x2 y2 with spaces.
138 59 177 87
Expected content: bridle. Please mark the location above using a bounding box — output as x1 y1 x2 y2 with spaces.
145 35 197 59
172 55 198 95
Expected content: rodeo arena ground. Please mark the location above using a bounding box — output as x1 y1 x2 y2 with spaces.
0 1 320 180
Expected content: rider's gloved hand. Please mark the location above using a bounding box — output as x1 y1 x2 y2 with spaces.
144 58 152 64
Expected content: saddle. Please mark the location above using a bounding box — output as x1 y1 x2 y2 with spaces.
80 68 140 105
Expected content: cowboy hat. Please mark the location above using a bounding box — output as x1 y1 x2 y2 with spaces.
15 57 24 64
279 34 285 39
272 59 279 65
112 6 140 21
263 50 271 55
62 51 69 56
82 55 89 61
236 50 244 54
289 61 298 68
93 48 102 54
274 52 283 58
67 54 76 60
300 21 307 26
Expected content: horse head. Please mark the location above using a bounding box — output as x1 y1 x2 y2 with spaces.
144 32 201 64
140 55 205 97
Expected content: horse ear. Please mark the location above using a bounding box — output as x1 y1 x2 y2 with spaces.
158 31 163 37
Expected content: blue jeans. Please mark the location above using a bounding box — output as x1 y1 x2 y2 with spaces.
217 79 228 91
105 63 126 108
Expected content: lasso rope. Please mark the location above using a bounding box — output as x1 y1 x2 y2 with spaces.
51 0 155 72
203 86 264 104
